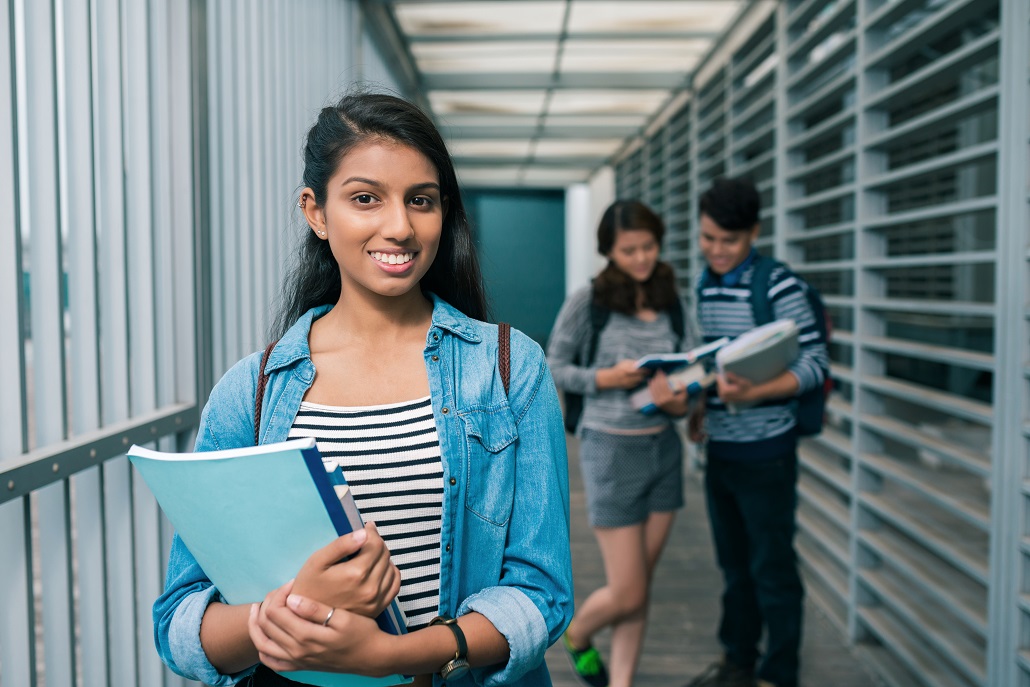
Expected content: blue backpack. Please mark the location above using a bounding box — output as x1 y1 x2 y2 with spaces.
702 255 831 436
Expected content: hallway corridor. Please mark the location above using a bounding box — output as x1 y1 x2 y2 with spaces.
545 434 882 687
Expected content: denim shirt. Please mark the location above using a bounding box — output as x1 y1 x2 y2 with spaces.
152 295 573 686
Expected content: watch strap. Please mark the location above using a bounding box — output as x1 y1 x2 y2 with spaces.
429 615 468 660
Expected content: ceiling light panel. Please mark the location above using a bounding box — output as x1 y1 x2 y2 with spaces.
447 139 534 158
394 2 566 36
568 1 745 34
411 41 557 73
560 39 709 73
547 90 670 115
429 90 548 116
532 139 625 157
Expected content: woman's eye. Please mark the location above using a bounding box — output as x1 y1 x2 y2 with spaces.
410 196 431 207
355 194 374 204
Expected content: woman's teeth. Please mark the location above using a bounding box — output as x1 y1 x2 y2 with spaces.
371 252 414 265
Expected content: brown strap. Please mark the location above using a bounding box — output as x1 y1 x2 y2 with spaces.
254 341 277 446
498 322 511 396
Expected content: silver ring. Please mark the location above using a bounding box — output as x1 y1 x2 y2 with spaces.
322 607 335 627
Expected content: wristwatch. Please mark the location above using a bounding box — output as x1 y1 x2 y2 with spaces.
429 615 470 680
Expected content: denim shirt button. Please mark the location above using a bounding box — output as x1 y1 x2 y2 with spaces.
432 355 439 362
446 543 451 552
449 477 456 486
442 407 449 414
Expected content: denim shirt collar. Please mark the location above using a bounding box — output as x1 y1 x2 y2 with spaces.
262 293 482 374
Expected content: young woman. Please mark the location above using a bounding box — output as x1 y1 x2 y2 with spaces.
153 93 573 687
547 200 695 687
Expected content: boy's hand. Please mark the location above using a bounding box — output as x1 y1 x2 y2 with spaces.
716 371 755 404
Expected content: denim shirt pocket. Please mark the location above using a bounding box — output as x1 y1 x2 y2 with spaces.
459 406 518 527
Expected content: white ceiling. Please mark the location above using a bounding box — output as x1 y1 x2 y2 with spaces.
377 0 749 188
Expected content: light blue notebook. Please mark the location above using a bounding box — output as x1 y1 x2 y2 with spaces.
129 437 409 687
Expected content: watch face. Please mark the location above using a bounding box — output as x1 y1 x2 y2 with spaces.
440 658 470 680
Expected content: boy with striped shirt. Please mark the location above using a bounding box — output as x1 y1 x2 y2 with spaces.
686 178 829 687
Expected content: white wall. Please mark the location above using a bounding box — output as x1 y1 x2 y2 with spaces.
564 166 614 295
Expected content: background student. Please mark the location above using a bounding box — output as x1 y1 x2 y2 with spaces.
685 177 829 687
548 200 696 687
152 92 573 687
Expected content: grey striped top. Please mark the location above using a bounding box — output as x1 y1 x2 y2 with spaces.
547 286 695 433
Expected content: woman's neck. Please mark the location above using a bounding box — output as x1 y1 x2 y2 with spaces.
318 288 433 344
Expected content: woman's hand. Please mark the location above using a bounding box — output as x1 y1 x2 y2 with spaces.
291 522 401 618
250 581 394 676
647 370 689 416
596 359 648 390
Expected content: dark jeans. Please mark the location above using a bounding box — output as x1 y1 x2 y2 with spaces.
704 440 803 687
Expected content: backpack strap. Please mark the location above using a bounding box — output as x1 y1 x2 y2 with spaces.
585 293 611 368
748 255 778 325
668 297 686 349
254 340 277 446
498 322 511 396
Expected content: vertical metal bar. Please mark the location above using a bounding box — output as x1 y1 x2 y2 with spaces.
237 0 254 354
0 498 35 686
19 0 76 681
72 465 110 686
103 455 136 687
93 0 133 678
772 4 788 262
93 0 128 428
190 0 211 404
850 0 877 644
988 0 1030 682
0 0 26 458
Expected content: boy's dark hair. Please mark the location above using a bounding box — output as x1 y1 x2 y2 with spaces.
699 177 761 231
592 200 678 315
272 91 487 339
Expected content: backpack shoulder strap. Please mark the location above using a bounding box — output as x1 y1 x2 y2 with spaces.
498 322 511 396
585 288 611 367
748 255 778 325
668 297 686 347
254 340 277 446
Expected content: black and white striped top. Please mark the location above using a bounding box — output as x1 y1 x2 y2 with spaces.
287 396 442 630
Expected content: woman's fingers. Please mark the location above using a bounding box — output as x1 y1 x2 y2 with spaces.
286 592 333 624
309 526 369 569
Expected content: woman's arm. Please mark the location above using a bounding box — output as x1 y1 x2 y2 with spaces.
251 585 510 677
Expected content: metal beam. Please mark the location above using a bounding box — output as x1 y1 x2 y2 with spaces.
424 71 686 90
408 31 720 42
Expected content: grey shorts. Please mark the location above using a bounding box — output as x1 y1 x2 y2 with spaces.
578 425 684 528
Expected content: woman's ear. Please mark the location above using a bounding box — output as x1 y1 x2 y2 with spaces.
299 188 327 239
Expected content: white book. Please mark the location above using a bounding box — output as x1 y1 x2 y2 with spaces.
715 319 799 412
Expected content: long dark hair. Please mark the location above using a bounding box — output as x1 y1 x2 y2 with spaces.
271 92 487 339
592 200 678 315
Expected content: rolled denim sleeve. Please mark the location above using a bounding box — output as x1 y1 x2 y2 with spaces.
546 287 599 395
465 342 574 685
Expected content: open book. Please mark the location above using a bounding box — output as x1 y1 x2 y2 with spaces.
630 363 717 415
715 319 799 412
634 337 730 371
129 438 409 687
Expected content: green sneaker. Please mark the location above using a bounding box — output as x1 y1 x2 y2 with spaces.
562 631 609 687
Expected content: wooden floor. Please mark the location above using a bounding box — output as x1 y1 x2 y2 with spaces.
544 433 882 687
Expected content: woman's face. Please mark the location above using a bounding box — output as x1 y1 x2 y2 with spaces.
302 139 445 299
607 228 660 283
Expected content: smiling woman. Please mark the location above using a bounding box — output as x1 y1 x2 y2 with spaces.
151 92 573 687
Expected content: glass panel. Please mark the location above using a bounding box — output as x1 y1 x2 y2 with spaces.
795 233 855 262
872 209 996 256
884 312 993 354
882 263 994 302
883 158 997 213
884 353 992 404
797 194 855 229
800 270 854 297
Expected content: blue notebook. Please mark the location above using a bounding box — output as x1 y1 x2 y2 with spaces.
129 437 409 687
